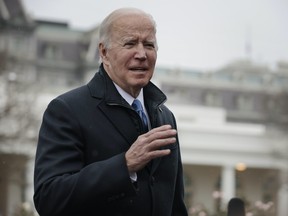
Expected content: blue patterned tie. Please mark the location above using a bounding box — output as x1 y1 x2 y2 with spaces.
132 99 148 131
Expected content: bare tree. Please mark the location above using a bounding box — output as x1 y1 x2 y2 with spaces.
0 50 38 143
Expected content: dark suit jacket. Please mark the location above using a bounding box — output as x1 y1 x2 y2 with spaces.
34 65 188 216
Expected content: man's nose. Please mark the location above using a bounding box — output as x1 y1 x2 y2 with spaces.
134 44 147 60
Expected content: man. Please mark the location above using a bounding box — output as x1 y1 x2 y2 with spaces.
34 8 188 216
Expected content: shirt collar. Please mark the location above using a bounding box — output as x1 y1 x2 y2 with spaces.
113 82 145 106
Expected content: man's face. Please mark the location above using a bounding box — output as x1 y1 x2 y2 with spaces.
100 13 157 97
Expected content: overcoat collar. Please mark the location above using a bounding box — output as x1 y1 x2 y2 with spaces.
87 64 167 110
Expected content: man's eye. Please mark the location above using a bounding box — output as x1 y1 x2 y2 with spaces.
124 42 135 47
145 43 155 49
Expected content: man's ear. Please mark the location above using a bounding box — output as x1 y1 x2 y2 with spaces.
98 43 108 63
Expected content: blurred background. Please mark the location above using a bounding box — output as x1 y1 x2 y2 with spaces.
0 0 287 215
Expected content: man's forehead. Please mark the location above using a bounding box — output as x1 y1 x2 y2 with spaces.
113 29 156 42
112 24 156 38
112 13 155 29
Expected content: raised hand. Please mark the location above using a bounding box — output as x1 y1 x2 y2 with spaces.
125 124 177 173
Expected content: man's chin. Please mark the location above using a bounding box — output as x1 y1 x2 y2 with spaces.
136 80 149 87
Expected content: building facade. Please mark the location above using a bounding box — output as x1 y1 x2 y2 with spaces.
154 62 288 215
1 0 287 215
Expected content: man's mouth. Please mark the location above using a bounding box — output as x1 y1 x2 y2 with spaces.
130 67 148 71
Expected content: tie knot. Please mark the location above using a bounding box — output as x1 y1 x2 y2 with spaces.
132 99 143 112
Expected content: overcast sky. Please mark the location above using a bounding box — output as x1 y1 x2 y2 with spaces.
22 0 288 71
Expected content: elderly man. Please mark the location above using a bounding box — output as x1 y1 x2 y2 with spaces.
34 8 188 216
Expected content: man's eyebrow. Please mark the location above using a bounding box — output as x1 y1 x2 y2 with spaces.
122 37 136 42
145 39 156 43
120 37 156 45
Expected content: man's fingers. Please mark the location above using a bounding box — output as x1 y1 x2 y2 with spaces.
145 124 172 135
147 137 176 150
148 149 171 160
144 125 177 140
126 125 178 173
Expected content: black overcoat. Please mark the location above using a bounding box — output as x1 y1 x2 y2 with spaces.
34 65 188 216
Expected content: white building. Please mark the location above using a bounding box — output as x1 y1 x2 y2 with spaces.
1 0 288 215
153 61 288 215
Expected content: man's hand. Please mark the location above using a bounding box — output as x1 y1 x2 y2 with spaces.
125 124 177 173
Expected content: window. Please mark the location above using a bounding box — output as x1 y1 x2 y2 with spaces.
42 43 62 59
204 92 222 107
236 95 254 111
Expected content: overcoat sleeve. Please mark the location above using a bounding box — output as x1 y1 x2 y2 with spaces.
34 97 137 216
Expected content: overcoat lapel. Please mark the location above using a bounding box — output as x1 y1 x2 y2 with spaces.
87 66 140 147
97 101 139 147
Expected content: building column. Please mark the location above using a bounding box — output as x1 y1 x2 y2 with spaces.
221 165 236 209
277 169 288 216
5 155 27 216
25 155 35 210
277 184 288 216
